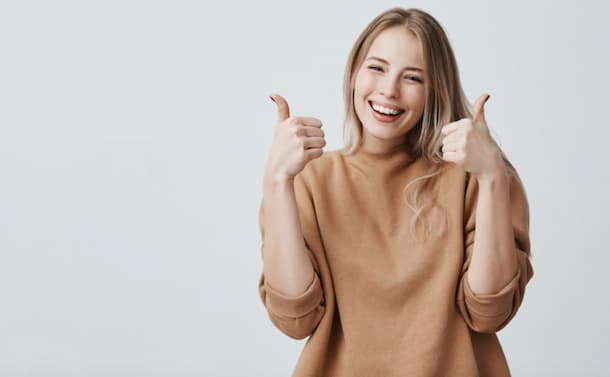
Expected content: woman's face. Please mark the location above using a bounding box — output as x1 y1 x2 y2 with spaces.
353 26 427 152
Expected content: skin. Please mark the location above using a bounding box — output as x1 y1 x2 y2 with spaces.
441 96 518 294
353 26 427 155
260 95 326 297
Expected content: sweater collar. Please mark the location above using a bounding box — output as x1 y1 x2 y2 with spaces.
341 143 417 176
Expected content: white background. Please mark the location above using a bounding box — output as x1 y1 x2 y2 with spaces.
0 0 608 376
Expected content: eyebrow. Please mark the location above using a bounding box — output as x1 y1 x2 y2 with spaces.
365 56 424 72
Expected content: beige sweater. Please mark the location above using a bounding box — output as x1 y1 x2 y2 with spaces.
258 146 534 377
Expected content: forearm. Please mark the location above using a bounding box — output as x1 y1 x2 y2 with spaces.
467 171 518 295
261 176 315 297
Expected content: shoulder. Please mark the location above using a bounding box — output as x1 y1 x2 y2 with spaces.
290 148 348 215
461 165 528 202
433 160 470 191
297 148 348 183
459 163 530 221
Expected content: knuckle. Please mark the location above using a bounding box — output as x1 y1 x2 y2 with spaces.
289 124 300 135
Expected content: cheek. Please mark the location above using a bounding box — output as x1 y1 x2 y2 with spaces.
354 72 375 96
404 87 426 112
353 76 369 113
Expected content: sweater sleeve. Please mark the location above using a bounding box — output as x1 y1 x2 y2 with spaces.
258 172 326 340
456 171 534 334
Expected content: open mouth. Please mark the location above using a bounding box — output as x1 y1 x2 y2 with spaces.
368 101 405 121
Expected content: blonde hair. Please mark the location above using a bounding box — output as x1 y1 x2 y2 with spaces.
340 7 518 241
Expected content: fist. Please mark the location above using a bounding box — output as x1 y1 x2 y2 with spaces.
440 93 504 180
263 94 326 182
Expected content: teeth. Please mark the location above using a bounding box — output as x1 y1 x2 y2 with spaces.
371 102 402 115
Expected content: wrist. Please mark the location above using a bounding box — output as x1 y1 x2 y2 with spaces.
476 167 509 186
263 172 295 187
477 152 508 182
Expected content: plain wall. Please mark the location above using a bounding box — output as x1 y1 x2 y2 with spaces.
0 0 608 375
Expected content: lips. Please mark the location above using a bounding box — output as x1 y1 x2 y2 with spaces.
368 100 405 115
367 101 406 123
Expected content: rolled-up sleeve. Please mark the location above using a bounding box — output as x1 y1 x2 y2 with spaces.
258 270 325 340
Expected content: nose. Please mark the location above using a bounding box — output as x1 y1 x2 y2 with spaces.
380 76 400 99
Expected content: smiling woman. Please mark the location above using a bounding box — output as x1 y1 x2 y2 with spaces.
258 6 533 377
353 26 427 149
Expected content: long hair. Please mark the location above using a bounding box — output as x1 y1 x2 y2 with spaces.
341 7 518 241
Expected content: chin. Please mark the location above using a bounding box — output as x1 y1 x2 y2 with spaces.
363 119 409 139
364 126 396 139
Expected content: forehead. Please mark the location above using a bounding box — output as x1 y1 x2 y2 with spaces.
366 26 424 67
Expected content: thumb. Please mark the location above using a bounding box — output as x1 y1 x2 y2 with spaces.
472 93 490 126
270 93 290 122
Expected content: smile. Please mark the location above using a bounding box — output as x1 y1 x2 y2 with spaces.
369 100 405 115
368 101 406 122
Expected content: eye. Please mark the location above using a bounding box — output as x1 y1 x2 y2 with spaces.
404 75 423 83
367 65 383 72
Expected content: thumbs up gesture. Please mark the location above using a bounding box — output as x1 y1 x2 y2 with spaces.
440 93 506 181
263 94 326 183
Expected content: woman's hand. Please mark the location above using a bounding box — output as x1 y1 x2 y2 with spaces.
263 94 326 183
440 93 505 181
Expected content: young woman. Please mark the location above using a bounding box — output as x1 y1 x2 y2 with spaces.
258 7 533 377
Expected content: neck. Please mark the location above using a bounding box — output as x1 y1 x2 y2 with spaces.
355 129 419 161
360 134 408 155
343 140 416 172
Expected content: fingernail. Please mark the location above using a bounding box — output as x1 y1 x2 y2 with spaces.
485 94 491 103
269 95 276 103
